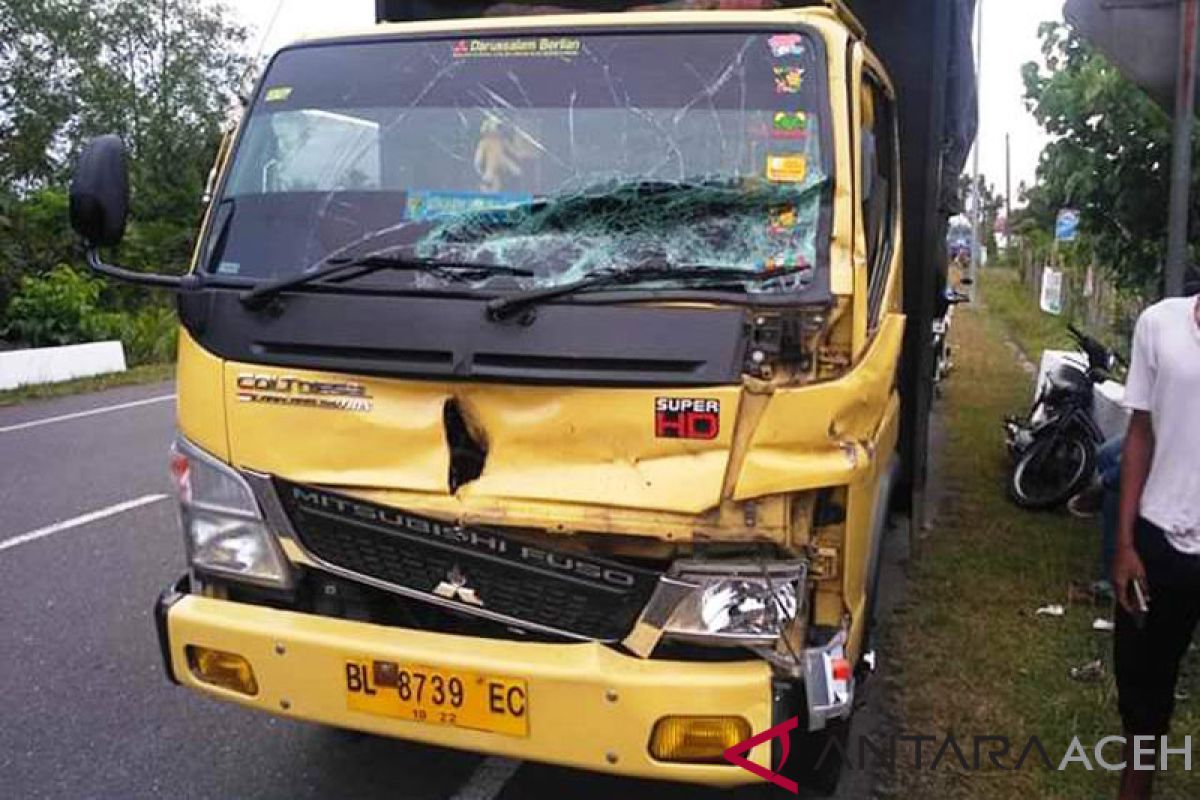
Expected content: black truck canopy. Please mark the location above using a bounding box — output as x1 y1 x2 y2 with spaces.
372 0 978 513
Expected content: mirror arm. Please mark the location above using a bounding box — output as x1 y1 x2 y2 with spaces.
86 247 199 291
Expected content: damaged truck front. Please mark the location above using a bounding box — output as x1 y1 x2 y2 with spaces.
69 4 915 793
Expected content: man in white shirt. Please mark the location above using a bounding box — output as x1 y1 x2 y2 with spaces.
1112 293 1200 800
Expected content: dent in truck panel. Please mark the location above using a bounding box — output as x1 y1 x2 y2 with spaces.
224 358 744 516
452 383 742 513
733 313 904 500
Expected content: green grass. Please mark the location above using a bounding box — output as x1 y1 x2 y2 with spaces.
979 268 1075 364
0 362 174 407
890 303 1200 799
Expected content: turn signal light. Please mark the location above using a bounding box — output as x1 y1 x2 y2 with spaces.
649 716 752 763
186 645 258 696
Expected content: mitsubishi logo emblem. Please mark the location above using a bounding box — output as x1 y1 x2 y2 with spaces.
433 565 484 607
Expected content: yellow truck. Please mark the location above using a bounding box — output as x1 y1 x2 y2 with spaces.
68 0 976 792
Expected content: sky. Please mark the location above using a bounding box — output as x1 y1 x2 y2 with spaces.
227 0 1058 209
972 0 1060 208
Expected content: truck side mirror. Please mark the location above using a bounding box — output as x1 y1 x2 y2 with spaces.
70 135 130 248
68 134 190 290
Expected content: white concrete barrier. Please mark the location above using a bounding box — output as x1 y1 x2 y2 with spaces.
0 341 127 391
1034 350 1129 442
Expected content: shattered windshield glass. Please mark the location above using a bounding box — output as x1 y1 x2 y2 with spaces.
210 30 832 297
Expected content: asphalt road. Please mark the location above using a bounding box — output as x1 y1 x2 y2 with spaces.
0 383 904 800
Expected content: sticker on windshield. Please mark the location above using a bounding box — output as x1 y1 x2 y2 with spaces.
407 190 532 221
264 86 293 103
768 206 799 233
217 261 241 275
655 398 720 441
766 155 808 183
773 66 805 94
764 254 810 271
772 111 809 140
768 34 806 58
452 37 581 59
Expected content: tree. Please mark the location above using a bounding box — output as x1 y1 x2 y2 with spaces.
78 1 249 226
1020 21 1197 293
0 0 248 315
0 0 88 191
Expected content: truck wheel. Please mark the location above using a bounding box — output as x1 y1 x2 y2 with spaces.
790 719 851 796
728 719 851 798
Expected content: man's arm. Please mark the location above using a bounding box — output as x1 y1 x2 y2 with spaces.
1113 411 1154 611
1112 308 1157 613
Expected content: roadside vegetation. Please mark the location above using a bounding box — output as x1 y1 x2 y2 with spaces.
981 267 1075 364
3 265 179 365
888 297 1200 799
0 0 247 372
1016 21 1200 298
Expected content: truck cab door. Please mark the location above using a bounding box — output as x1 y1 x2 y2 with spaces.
852 45 903 356
841 44 904 658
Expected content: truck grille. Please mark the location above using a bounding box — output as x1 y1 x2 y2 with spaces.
276 481 660 642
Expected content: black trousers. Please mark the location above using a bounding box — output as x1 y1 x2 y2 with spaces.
1115 518 1200 736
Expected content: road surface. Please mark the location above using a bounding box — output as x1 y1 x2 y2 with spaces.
0 383 904 799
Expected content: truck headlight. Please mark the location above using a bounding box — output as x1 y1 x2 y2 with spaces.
169 437 291 588
663 562 807 645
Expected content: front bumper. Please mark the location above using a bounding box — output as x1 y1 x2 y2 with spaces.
155 580 774 787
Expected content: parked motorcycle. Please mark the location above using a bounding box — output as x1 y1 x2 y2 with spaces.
1004 325 1124 510
933 283 971 397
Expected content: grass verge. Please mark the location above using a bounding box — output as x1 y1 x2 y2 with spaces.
980 267 1074 363
0 362 174 407
889 303 1200 799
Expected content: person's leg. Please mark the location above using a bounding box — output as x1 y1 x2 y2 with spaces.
1071 437 1124 519
1095 436 1124 583
1101 488 1119 586
1114 520 1200 799
1098 436 1124 489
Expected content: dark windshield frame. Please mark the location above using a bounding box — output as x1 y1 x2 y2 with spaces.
197 22 837 306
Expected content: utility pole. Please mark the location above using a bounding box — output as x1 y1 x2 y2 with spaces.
1005 132 1012 233
969 0 983 297
1166 0 1199 297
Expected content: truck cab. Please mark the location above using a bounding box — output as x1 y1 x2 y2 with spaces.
70 1 912 791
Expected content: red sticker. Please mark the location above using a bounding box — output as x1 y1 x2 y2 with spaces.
655 398 721 440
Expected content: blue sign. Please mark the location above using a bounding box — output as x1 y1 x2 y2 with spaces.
1055 209 1080 243
406 190 531 221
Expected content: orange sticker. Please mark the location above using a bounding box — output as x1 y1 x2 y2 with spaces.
766 155 808 183
768 206 798 232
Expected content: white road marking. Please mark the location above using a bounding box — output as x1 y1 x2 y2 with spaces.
449 757 523 800
0 394 175 435
0 494 169 554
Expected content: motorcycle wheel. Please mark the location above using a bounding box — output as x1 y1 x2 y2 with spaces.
1008 432 1095 510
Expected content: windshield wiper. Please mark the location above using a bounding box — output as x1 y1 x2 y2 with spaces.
486 264 813 323
240 250 533 310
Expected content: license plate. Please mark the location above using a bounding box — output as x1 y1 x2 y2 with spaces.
344 658 529 737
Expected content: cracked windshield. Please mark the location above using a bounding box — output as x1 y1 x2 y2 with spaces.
213 30 830 296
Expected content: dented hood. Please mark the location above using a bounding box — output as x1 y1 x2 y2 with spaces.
193 313 903 521
225 368 743 515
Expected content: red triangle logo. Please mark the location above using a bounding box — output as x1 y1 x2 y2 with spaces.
722 715 800 794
